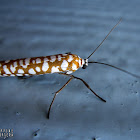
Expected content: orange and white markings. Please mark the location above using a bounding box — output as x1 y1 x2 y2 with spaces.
23 58 30 68
19 60 23 65
61 60 68 71
29 68 36 75
79 58 85 67
68 55 73 62
0 53 85 77
16 74 23 76
10 74 15 76
10 61 18 73
32 60 35 64
50 55 56 62
42 61 49 72
10 64 16 73
44 57 49 62
72 63 77 70
66 71 73 74
51 66 60 73
36 58 41 64
35 67 41 72
3 65 12 74
18 69 24 74
5 60 10 63
58 55 62 61
13 61 18 67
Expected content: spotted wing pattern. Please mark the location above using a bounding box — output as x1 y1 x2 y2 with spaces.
0 53 84 77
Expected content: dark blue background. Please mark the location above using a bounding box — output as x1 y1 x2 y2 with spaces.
0 0 140 139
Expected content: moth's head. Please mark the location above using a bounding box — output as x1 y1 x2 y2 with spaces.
82 59 88 69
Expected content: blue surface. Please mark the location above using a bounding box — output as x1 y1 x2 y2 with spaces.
0 0 140 140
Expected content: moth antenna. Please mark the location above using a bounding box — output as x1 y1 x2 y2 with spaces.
87 18 122 59
88 61 140 79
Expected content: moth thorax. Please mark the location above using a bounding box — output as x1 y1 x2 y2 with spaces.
78 58 84 68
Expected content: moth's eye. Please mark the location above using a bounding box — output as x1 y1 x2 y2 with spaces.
82 64 87 69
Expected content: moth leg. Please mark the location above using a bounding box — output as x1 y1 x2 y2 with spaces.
47 77 73 119
60 73 106 102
